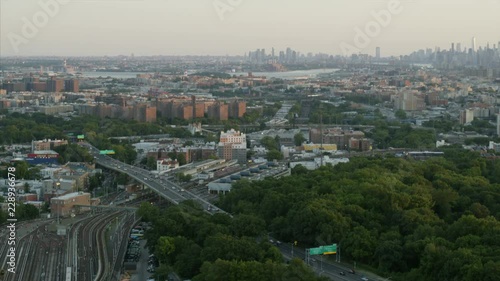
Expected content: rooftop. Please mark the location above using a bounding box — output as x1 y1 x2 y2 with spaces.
53 192 90 200
33 150 59 154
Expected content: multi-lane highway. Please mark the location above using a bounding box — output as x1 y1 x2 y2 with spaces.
276 242 371 281
81 143 227 216
82 142 386 281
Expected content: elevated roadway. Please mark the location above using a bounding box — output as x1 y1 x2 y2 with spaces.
80 143 227 216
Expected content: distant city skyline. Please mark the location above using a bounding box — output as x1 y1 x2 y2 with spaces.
1 0 499 57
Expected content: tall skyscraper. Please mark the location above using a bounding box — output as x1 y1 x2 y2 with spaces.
375 47 381 59
451 43 455 53
456 43 462 53
286 47 292 62
472 37 477 52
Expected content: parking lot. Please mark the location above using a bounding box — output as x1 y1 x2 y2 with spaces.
130 240 154 281
218 164 290 182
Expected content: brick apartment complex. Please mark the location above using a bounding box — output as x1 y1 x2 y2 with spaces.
64 79 79 92
208 102 229 120
228 100 246 118
2 77 80 93
310 128 370 151
32 139 68 151
46 77 64 92
74 103 157 122
156 96 246 121
146 145 217 163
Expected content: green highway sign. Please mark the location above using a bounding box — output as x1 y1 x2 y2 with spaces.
99 150 116 155
309 244 337 255
77 135 85 139
309 247 324 255
323 244 337 255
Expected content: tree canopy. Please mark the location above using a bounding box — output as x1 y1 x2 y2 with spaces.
216 151 500 281
138 202 327 281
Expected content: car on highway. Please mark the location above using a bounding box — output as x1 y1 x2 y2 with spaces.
349 269 356 274
339 272 345 276
361 278 369 281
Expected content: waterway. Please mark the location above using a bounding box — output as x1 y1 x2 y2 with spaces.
79 71 145 79
79 68 340 80
231 68 340 79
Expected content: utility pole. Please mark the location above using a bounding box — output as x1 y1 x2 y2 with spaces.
56 179 61 224
319 103 324 167
337 243 341 263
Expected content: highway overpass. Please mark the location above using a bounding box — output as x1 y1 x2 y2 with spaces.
80 143 227 216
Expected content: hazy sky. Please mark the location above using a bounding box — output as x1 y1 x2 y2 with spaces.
1 0 499 57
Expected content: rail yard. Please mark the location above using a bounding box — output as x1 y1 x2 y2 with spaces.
0 209 137 281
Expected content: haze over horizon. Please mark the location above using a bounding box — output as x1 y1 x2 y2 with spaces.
1 0 499 57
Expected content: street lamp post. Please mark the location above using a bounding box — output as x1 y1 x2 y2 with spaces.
55 179 61 224
337 243 341 263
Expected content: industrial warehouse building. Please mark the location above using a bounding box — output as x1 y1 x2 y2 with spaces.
50 192 94 218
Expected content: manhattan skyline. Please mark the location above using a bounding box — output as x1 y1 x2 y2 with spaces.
1 0 499 57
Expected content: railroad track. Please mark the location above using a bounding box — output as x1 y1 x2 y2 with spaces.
76 212 108 280
110 214 138 280
95 211 137 281
0 210 136 281
77 211 124 281
2 225 66 281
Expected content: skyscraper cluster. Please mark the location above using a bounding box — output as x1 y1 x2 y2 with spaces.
405 38 500 69
246 47 332 64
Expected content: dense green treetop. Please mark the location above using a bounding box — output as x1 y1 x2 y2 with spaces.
216 152 500 281
139 149 500 281
138 201 327 281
